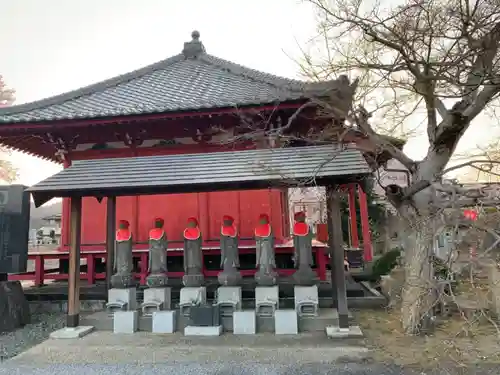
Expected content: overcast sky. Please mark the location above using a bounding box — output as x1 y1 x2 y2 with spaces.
1 0 497 187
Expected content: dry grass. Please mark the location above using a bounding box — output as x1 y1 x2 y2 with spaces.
355 309 500 368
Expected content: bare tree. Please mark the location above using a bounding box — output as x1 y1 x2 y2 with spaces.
0 75 15 107
0 75 18 182
298 0 500 334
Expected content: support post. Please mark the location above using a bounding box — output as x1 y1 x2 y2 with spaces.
347 184 359 248
106 196 117 291
61 159 72 250
326 186 349 328
357 184 373 262
67 196 82 328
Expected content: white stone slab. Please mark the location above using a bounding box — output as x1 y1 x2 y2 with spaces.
255 286 279 316
275 309 298 335
49 326 94 339
152 310 176 333
107 288 137 311
326 325 363 338
142 287 171 314
294 285 319 316
113 310 138 334
184 325 223 336
180 287 207 306
233 310 256 335
216 286 242 316
217 286 242 308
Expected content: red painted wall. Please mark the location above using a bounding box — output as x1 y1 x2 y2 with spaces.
62 145 289 248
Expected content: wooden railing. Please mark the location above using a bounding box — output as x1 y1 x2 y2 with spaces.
9 245 328 287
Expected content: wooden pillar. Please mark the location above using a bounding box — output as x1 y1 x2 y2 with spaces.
357 184 373 262
61 159 72 248
326 185 349 328
67 196 82 328
106 196 117 291
347 184 359 247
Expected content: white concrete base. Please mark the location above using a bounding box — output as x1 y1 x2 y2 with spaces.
141 287 172 315
180 287 207 306
152 310 176 334
113 310 138 334
275 309 298 335
107 288 138 311
294 285 319 316
326 325 364 338
49 326 94 339
184 325 223 336
255 286 279 316
216 286 242 309
233 310 256 335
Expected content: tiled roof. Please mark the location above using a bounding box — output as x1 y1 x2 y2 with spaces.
28 144 371 206
0 31 339 124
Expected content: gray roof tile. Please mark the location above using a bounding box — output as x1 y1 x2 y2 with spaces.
28 144 371 206
0 33 336 124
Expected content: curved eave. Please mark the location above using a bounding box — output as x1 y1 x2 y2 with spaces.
0 99 308 129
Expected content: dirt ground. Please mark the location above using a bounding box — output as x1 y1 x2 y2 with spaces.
355 309 500 368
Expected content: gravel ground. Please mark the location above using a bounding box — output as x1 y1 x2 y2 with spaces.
0 312 65 361
0 363 499 375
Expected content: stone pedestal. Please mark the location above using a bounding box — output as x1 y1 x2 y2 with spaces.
233 310 256 335
184 325 222 336
254 269 278 286
255 286 279 317
110 274 135 289
0 281 30 333
294 285 319 317
152 310 176 333
106 288 137 315
49 326 94 339
326 325 364 338
275 309 298 335
215 286 242 317
146 273 168 288
141 287 171 316
179 286 207 317
218 267 242 286
292 266 318 286
113 310 138 333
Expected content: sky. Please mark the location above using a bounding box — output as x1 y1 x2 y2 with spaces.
0 0 498 187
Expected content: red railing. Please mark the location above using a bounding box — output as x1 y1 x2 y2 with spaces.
9 245 328 287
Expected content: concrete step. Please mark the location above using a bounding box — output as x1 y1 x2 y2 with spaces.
81 308 353 333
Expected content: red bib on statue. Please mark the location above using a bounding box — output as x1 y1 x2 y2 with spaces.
149 228 164 240
255 223 271 237
184 227 201 240
221 224 237 237
116 229 131 241
293 222 309 236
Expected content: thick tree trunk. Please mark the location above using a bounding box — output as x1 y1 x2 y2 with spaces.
400 210 435 334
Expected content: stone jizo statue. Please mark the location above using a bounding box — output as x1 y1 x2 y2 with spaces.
292 211 317 286
182 217 204 287
146 217 168 288
111 219 135 288
254 213 278 286
218 215 241 286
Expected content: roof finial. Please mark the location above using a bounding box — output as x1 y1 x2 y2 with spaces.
182 30 205 59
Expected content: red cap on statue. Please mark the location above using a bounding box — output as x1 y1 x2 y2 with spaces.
294 211 306 221
258 214 269 223
119 220 130 228
187 217 198 226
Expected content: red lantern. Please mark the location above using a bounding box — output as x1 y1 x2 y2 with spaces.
463 209 478 221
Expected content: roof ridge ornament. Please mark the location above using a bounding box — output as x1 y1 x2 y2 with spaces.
182 30 205 59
